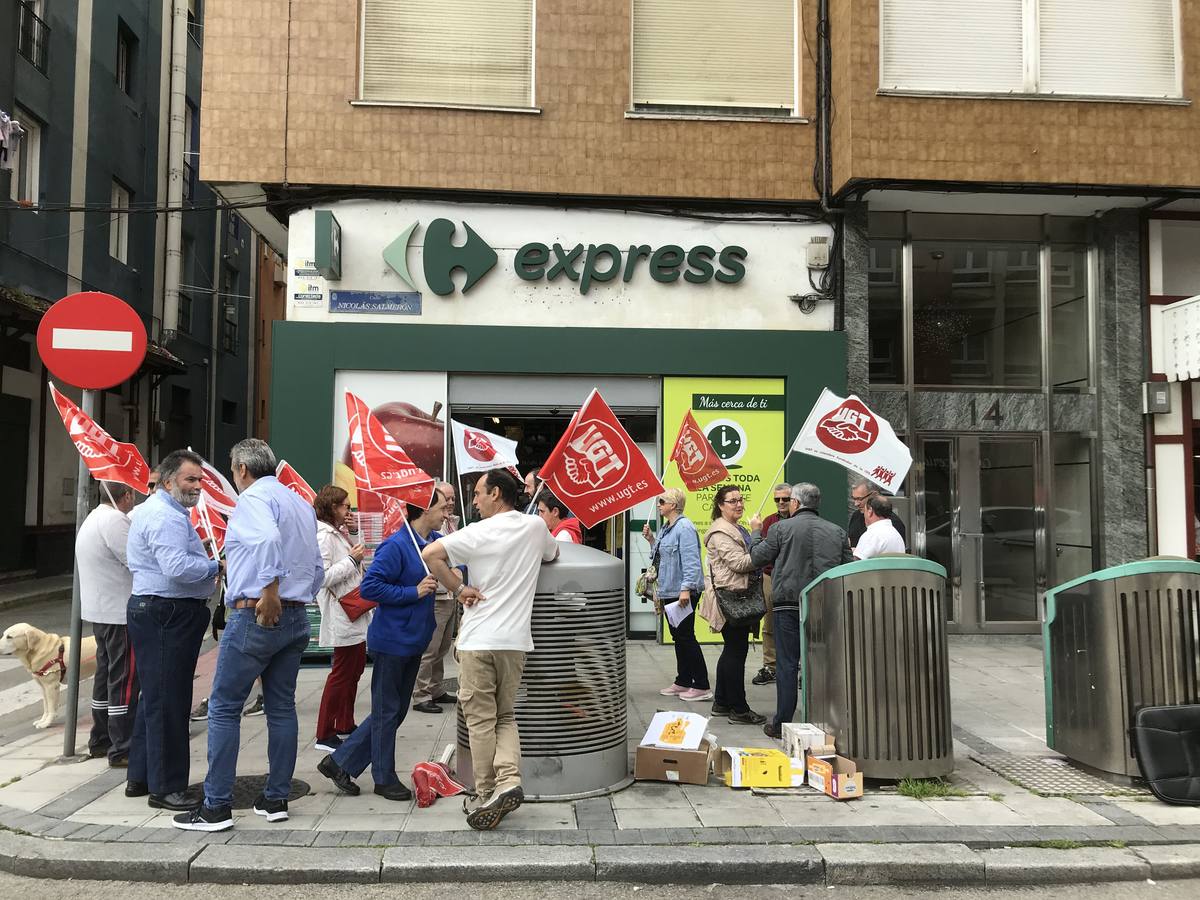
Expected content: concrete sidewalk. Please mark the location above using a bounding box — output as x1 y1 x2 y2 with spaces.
0 634 1197 885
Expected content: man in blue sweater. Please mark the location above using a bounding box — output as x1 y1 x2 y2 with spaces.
317 492 450 800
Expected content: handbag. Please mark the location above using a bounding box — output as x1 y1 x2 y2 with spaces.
636 541 660 599
708 535 765 628
338 586 377 622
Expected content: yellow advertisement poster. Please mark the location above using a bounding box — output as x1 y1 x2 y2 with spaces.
661 377 786 644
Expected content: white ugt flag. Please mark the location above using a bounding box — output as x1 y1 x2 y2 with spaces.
792 388 912 492
450 420 520 476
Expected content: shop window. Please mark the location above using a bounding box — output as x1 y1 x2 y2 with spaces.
880 0 1180 100
359 0 533 108
1158 220 1200 297
7 107 41 204
911 241 1041 388
1052 434 1095 586
1050 246 1089 389
109 180 131 263
867 240 903 384
632 0 797 117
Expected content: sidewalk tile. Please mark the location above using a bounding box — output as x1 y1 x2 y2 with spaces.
773 799 862 828
382 845 594 882
1108 799 1200 826
611 784 693 809
614 807 701 829
925 799 1031 826
999 795 1111 826
318 814 408 831
367 830 401 846
64 811 154 827
695 805 784 827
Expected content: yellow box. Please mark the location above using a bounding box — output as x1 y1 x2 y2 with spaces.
716 747 805 788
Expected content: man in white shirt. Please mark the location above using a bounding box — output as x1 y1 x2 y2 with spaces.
854 495 906 560
423 469 559 831
75 481 137 765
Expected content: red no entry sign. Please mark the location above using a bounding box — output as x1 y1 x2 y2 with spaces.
36 292 148 390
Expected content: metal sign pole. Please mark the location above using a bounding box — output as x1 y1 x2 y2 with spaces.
62 388 94 757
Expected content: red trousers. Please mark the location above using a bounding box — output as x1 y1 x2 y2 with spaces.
316 642 367 740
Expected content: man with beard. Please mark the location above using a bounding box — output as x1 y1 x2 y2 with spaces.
125 450 221 811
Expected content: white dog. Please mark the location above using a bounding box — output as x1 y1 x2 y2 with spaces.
0 623 98 729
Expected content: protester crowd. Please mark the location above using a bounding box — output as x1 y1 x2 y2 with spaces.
75 432 906 833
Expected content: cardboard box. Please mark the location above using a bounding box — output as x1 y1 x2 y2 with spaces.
781 723 835 759
716 747 806 788
805 754 864 800
635 736 718 785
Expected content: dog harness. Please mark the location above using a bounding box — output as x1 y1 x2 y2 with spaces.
34 643 67 684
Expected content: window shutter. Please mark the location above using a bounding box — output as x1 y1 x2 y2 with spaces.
361 0 533 107
1038 0 1179 98
632 0 795 111
879 0 1024 93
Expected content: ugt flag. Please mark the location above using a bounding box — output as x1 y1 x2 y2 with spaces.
49 382 151 493
189 448 238 516
357 487 408 539
450 420 519 476
539 389 664 529
190 500 226 558
668 410 728 492
276 459 317 505
345 391 435 507
792 388 912 492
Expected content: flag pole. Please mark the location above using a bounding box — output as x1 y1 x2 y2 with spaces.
197 495 223 567
62 388 94 757
100 480 119 509
405 516 432 576
753 453 792 519
525 481 545 515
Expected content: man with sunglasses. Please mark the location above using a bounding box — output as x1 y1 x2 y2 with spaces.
751 483 793 686
848 480 906 553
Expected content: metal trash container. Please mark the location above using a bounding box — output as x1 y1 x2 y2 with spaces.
801 556 953 779
456 542 631 800
1043 557 1200 778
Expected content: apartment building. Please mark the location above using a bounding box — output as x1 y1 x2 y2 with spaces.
1 1 265 575
200 0 1200 635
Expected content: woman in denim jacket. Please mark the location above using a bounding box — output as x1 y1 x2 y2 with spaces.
641 488 709 701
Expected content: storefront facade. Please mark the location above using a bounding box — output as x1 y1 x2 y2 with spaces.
271 199 845 636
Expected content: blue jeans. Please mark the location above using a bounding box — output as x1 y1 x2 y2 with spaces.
126 595 210 795
772 607 801 729
332 649 421 786
203 606 310 809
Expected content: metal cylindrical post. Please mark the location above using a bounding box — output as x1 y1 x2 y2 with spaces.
62 389 94 757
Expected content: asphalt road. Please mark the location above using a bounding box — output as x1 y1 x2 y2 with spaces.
0 876 1193 899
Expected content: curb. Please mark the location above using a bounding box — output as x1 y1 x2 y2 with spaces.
1 831 1199 885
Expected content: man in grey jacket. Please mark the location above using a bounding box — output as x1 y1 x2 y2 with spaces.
748 482 852 739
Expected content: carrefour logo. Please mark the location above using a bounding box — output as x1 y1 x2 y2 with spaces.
382 219 747 296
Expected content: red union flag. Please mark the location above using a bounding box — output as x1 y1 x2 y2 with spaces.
345 392 435 507
357 487 408 538
668 410 728 492
190 499 226 558
49 382 151 493
450 419 519 477
791 388 912 492
539 389 665 529
189 450 238 516
276 460 316 505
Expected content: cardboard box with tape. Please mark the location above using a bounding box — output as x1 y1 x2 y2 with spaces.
635 736 719 785
781 723 836 759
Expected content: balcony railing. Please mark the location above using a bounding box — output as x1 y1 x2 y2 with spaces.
17 2 49 73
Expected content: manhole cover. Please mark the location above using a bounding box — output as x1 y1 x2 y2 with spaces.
971 754 1147 796
185 776 310 809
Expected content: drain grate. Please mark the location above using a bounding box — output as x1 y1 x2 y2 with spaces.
185 776 311 809
971 754 1148 797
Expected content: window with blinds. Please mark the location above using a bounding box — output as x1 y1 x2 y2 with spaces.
879 0 1181 99
632 0 797 115
360 0 534 108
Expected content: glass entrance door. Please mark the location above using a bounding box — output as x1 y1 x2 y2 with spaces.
918 435 1043 632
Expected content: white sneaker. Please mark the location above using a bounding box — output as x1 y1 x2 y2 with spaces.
679 688 714 702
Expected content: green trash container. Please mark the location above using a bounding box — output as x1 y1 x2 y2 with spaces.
800 556 953 779
1043 558 1200 778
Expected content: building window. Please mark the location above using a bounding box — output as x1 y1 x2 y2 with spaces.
116 23 136 96
360 0 534 108
867 240 903 384
228 214 241 242
183 102 198 201
188 0 203 46
632 0 797 117
879 0 1180 100
178 293 193 335
221 399 238 426
221 315 237 353
109 181 131 263
17 1 50 72
7 108 41 204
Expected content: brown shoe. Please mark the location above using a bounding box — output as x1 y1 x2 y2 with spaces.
466 785 523 830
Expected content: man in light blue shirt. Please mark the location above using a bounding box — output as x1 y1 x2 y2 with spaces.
175 438 323 832
125 450 220 813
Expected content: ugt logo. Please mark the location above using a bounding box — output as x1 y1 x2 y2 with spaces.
816 399 879 455
383 219 497 296
463 429 499 463
561 420 627 492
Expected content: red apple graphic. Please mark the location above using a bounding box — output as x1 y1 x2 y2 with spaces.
341 400 445 479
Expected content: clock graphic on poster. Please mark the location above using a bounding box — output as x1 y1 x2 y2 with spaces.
704 418 748 467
